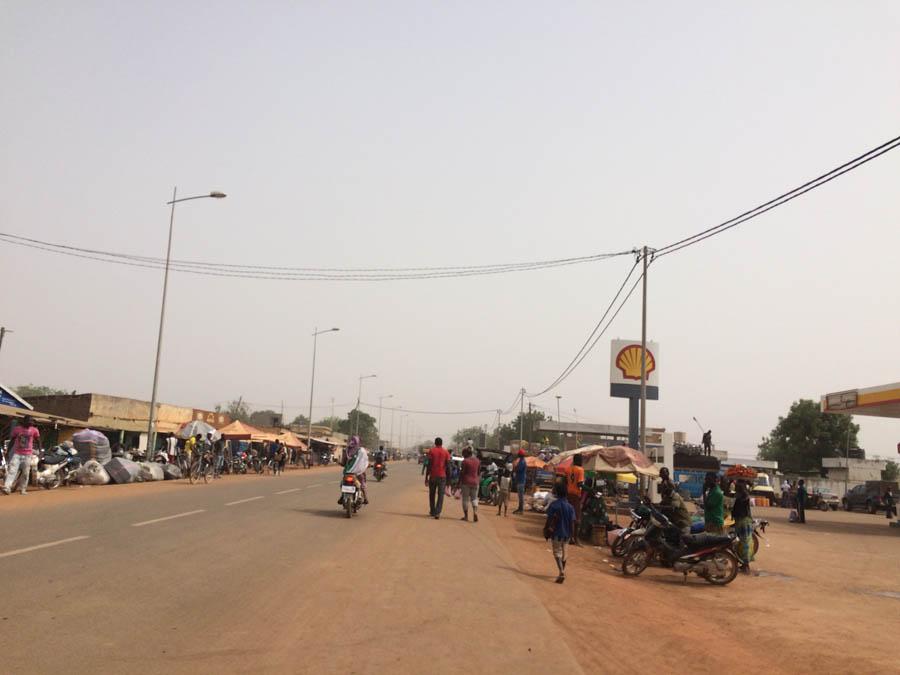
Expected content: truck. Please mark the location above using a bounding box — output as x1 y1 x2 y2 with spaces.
842 480 899 514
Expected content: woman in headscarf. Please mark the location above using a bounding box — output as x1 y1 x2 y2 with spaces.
732 480 754 574
342 436 369 504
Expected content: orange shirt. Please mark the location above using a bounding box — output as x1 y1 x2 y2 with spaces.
566 465 585 497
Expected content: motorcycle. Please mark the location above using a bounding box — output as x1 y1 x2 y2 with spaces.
622 507 739 585
153 449 170 465
478 471 500 505
34 446 82 490
373 462 386 481
231 452 248 474
339 473 364 518
578 485 612 541
611 507 652 558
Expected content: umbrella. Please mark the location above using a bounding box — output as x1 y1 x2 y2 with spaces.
616 473 638 484
177 420 221 441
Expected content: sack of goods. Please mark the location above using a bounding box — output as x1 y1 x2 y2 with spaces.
161 463 182 480
75 459 111 486
72 429 112 466
139 462 165 482
104 457 142 484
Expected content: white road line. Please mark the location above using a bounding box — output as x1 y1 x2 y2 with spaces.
225 496 264 506
307 483 322 488
0 535 90 559
275 488 302 495
131 510 206 527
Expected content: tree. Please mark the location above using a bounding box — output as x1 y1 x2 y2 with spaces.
338 409 379 449
290 413 309 427
224 399 250 422
883 460 899 482
757 399 859 473
15 384 70 398
249 409 282 427
453 426 487 447
495 410 547 449
314 416 342 432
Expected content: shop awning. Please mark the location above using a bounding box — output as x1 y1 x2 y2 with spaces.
549 444 660 478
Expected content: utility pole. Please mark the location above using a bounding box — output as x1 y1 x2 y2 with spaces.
495 409 502 451
0 327 10 363
556 395 562 451
518 388 525 451
639 245 650 455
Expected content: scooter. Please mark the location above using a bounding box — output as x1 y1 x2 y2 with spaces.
622 507 739 585
373 463 386 481
339 473 364 518
611 507 652 557
34 446 82 489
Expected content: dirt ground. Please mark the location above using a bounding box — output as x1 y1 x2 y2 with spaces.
490 502 900 675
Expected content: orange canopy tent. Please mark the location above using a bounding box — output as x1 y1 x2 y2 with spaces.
276 430 308 450
218 420 272 442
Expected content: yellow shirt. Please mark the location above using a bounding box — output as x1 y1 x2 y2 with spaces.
185 437 197 455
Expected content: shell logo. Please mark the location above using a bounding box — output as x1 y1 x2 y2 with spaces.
615 344 656 381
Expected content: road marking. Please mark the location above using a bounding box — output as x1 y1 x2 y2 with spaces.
226 496 264 506
0 535 90 559
132 510 206 527
307 483 322 488
275 488 302 495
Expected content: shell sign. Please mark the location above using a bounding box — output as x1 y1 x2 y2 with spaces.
610 339 659 388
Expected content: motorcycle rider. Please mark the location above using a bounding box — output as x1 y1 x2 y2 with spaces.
340 436 369 504
658 481 692 534
374 445 387 476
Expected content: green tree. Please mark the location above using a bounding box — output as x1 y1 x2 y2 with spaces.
290 413 309 427
15 384 70 398
882 460 899 482
757 399 859 473
314 416 343 432
224 399 250 422
495 410 547 449
453 426 488 447
339 409 378 449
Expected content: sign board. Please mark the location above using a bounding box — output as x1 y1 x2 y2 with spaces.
824 390 858 412
610 340 659 400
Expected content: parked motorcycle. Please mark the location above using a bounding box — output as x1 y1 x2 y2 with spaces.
611 507 652 558
34 446 82 489
373 462 386 481
339 473 364 518
622 507 739 585
478 471 500 505
231 452 248 474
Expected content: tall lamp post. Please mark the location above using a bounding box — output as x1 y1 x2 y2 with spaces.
377 394 393 448
390 405 401 452
555 395 563 451
147 188 226 456
354 374 377 436
307 327 340 453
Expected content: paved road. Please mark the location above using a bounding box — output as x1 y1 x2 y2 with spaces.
0 462 581 674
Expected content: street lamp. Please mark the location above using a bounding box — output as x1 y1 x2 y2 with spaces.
307 327 340 454
390 405 401 451
354 374 377 436
556 395 563 451
377 394 393 448
147 188 226 456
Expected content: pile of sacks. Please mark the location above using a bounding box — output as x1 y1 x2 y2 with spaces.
75 457 182 485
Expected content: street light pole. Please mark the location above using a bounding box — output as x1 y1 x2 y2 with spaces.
390 406 400 451
307 327 339 455
378 394 393 447
556 395 562 451
354 374 376 436
639 245 651 455
147 188 226 456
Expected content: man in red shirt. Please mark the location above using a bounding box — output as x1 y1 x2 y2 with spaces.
2 415 41 496
426 437 450 519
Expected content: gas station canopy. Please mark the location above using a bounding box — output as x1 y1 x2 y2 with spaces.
821 382 900 418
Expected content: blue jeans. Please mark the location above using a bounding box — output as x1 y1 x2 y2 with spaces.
516 482 525 511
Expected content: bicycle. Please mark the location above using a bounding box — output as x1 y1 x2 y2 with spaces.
189 451 214 484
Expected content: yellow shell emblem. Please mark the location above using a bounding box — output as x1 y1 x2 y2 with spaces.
615 344 656 381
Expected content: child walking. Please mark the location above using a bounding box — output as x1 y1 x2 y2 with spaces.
497 467 511 516
544 482 576 583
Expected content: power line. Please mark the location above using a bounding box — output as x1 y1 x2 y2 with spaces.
360 401 499 416
0 231 632 281
656 133 900 258
526 257 644 397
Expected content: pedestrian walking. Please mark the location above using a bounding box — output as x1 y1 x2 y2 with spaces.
497 466 511 517
703 472 725 534
796 479 808 524
884 488 897 520
2 415 40 495
459 447 480 522
565 453 585 544
426 437 450 519
543 481 576 584
512 449 527 514
733 481 754 574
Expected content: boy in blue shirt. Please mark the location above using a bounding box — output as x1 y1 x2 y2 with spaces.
544 482 577 583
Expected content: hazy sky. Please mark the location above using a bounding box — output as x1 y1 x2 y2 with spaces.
2 2 899 459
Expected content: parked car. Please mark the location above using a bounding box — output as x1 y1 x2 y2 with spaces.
842 481 899 514
814 491 841 511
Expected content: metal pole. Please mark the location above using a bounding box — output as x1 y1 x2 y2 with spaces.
390 406 397 451
354 377 363 436
306 328 318 452
0 327 9 361
556 395 562 451
147 186 178 457
639 245 649 455
845 414 852 497
518 387 525 451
